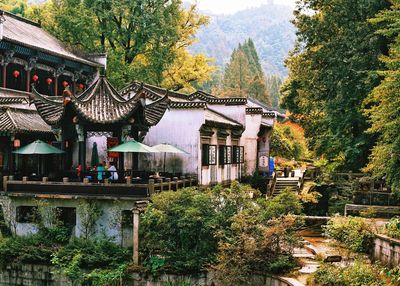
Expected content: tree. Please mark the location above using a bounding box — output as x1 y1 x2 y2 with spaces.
281 0 390 171
0 0 28 17
363 0 400 191
4 0 214 91
221 39 271 105
266 74 283 110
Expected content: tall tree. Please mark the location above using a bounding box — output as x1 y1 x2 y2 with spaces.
364 0 400 190
222 39 271 105
281 0 390 171
266 74 283 110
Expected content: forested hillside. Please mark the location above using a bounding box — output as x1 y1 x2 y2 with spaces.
189 3 296 77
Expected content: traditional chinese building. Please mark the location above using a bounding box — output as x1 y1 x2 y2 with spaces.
120 83 283 186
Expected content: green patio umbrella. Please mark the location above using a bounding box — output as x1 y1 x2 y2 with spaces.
13 140 64 155
13 140 64 175
91 142 99 166
107 140 156 153
151 143 189 172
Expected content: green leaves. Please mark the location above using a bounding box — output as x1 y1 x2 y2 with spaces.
282 0 390 171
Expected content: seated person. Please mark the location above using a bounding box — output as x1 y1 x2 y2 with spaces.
97 163 106 182
108 162 119 181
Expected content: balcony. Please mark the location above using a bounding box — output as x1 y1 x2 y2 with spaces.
2 175 198 199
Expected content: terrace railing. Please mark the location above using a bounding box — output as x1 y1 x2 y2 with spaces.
2 175 198 198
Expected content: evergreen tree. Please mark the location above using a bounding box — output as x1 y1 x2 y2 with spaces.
222 39 271 105
266 74 283 110
281 0 390 171
364 0 400 190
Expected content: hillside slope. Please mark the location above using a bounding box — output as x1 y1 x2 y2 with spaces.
189 4 296 77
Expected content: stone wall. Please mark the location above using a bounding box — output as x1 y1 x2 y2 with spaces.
130 272 302 286
373 234 400 267
0 264 302 286
0 264 72 286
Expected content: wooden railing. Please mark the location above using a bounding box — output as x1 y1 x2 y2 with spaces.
2 175 198 198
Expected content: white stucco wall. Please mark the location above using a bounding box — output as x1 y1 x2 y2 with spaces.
241 113 262 175
140 108 204 175
1 196 137 247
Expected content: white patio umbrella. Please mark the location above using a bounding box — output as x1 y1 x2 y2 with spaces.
151 143 189 173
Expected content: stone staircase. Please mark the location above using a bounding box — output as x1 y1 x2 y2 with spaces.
272 177 301 196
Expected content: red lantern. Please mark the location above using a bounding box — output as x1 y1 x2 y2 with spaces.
13 70 20 78
263 137 267 143
13 139 21 148
78 83 84 90
257 137 261 142
62 81 69 87
46 78 53 85
32 75 39 82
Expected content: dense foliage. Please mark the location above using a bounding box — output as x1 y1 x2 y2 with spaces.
324 216 375 253
1 0 214 92
140 183 303 284
281 0 390 171
51 238 131 285
310 259 387 286
383 217 400 239
363 1 400 191
219 39 271 105
270 122 308 160
140 187 217 274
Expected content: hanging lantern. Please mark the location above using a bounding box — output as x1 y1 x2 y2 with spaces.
263 137 267 143
46 78 53 85
32 74 39 82
62 81 69 88
13 139 21 148
13 70 20 78
78 83 84 90
257 137 261 142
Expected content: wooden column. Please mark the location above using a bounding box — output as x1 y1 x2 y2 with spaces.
2 65 6 88
54 76 58 96
78 141 86 171
132 208 140 265
26 69 31 92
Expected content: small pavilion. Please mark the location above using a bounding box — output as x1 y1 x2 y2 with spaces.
30 75 170 174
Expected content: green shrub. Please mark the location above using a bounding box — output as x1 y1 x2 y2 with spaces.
324 216 374 253
140 187 217 274
384 217 400 239
311 259 386 286
262 189 303 220
52 238 130 271
0 226 71 267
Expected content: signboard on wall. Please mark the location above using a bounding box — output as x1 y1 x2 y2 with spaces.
107 137 119 158
259 155 269 168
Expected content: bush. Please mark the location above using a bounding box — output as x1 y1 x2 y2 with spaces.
262 189 303 220
140 187 218 274
52 238 131 285
310 259 387 286
383 217 400 239
324 216 374 253
0 235 54 266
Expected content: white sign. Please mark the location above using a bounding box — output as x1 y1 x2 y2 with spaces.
259 155 268 168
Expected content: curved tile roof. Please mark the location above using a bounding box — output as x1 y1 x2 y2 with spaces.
0 108 52 134
144 96 170 126
30 92 64 125
2 10 100 67
30 76 169 126
71 77 142 124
